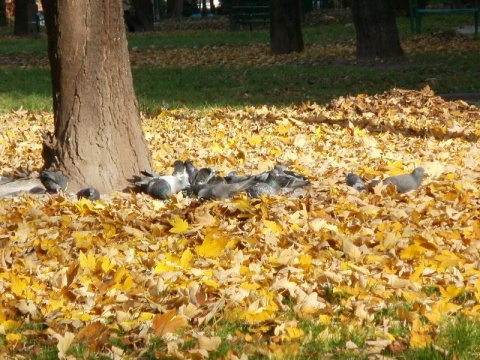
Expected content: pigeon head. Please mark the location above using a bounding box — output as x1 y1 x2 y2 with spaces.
412 167 425 181
77 188 100 201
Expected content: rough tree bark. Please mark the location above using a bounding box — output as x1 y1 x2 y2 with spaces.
351 0 404 59
41 0 151 193
270 0 304 55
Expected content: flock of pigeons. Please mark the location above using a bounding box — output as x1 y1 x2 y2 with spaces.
131 160 312 200
38 161 426 201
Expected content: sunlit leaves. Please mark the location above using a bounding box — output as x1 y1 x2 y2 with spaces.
0 87 480 357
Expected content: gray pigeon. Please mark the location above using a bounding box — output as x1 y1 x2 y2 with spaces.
144 178 176 200
193 167 215 185
134 173 187 199
345 173 366 191
172 160 190 186
274 164 308 181
77 188 100 201
39 170 68 193
185 160 198 185
224 171 251 184
247 170 281 198
192 177 255 200
368 167 425 194
207 175 227 185
276 172 311 190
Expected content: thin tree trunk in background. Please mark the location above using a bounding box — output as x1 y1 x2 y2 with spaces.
270 0 304 55
351 0 404 59
209 0 214 13
0 0 6 26
167 0 184 18
41 0 151 192
14 0 37 36
131 0 154 30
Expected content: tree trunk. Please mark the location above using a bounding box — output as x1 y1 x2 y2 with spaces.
41 0 151 193
270 0 304 55
0 0 6 27
209 0 214 14
167 0 184 18
14 0 37 36
351 0 404 59
131 0 154 31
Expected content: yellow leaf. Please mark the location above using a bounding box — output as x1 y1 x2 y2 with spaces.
247 135 262 146
400 244 427 260
6 333 21 342
409 318 432 348
409 262 424 284
180 248 194 270
286 327 304 339
438 285 464 300
169 216 189 234
195 233 228 258
79 251 96 271
11 274 28 297
74 232 93 250
319 314 331 325
262 219 283 234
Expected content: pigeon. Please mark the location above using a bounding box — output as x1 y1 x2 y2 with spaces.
134 172 188 199
224 171 251 184
77 187 100 201
140 169 161 178
368 167 425 194
193 167 215 185
207 175 227 185
247 169 281 198
39 170 68 193
191 177 255 200
345 173 366 191
185 160 199 185
142 178 177 200
275 172 311 190
136 165 189 192
274 164 308 181
172 160 190 186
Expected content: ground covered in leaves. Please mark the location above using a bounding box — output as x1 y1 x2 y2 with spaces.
1 87 480 358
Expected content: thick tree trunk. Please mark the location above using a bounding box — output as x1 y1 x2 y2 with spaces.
270 0 304 55
351 0 404 59
41 0 151 193
131 0 154 31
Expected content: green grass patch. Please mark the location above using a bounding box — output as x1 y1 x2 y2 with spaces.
0 12 478 114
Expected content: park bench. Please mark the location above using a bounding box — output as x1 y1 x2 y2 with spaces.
230 5 270 31
409 0 479 34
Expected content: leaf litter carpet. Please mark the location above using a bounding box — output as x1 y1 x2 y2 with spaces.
1 87 480 358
